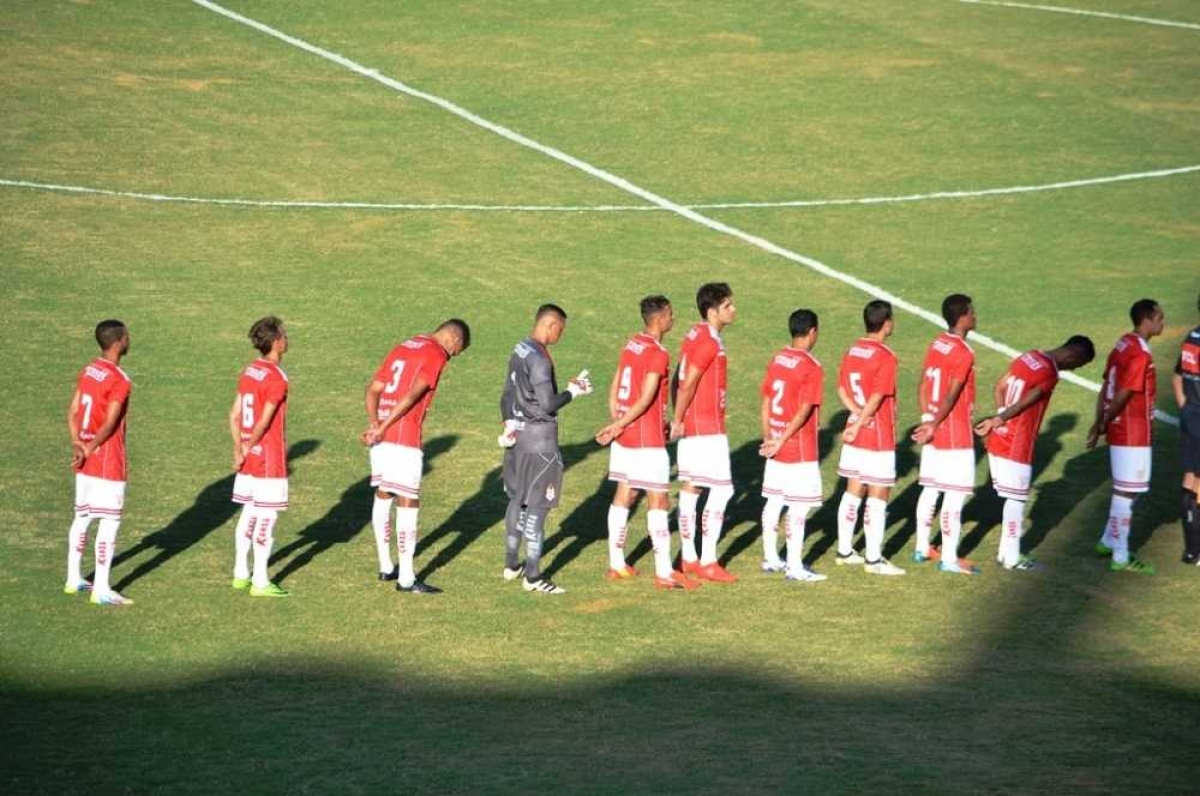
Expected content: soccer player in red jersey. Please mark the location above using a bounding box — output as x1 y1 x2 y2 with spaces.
975 336 1095 569
758 309 827 583
1174 292 1200 564
228 316 291 597
65 320 134 606
671 282 738 582
1087 298 1165 573
910 294 979 575
596 296 696 590
362 319 470 594
834 300 904 575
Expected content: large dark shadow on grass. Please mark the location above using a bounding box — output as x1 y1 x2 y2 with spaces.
112 440 320 592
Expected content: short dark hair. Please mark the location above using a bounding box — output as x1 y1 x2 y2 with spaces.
639 295 671 325
536 303 567 322
437 318 471 351
249 316 286 355
942 294 973 328
1130 298 1160 327
696 282 732 319
95 320 127 350
788 309 818 338
863 300 893 333
1063 334 1096 365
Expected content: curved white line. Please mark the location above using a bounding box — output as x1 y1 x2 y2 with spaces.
959 0 1200 32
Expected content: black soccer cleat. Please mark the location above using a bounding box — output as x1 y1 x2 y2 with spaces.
397 580 443 594
378 565 400 582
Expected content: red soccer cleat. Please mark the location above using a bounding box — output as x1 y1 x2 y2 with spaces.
654 570 701 591
680 559 704 577
931 546 977 569
696 562 738 583
605 564 639 580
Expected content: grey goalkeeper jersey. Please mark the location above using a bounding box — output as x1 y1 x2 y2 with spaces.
500 337 573 452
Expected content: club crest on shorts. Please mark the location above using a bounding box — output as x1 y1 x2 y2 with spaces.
545 484 556 502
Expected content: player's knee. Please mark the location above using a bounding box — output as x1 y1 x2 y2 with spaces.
708 485 734 508
375 489 393 501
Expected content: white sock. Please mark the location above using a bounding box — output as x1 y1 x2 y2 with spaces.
1106 495 1134 564
233 507 253 580
785 502 810 572
1001 498 1025 567
372 496 395 574
395 507 419 588
701 487 733 565
915 487 940 556
939 491 966 565
837 493 863 556
251 508 277 588
864 497 887 562
761 496 785 565
648 509 672 579
607 505 630 570
67 514 91 584
93 518 120 595
678 491 700 563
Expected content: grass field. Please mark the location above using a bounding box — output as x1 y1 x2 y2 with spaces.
3 1 1199 793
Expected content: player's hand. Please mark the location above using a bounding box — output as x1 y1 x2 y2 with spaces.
669 421 685 442
1084 423 1100 450
360 424 382 447
232 448 246 470
910 423 934 445
71 441 87 468
842 423 861 444
759 438 781 459
567 369 593 398
497 419 519 448
595 423 620 446
974 417 1001 437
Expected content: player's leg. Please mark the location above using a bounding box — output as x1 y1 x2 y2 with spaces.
835 445 865 563
248 479 290 596
91 517 120 597
699 483 734 568
502 448 526 579
914 445 941 561
394 497 424 591
231 472 256 588
675 436 703 570
1105 446 1153 573
521 452 566 594
607 483 635 576
1184 471 1200 564
784 500 825 582
760 459 786 571
936 490 975 575
66 475 93 592
369 444 397 579
1000 497 1028 569
85 479 132 605
697 435 735 577
861 450 902 575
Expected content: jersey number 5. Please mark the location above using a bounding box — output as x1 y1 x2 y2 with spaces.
617 366 633 401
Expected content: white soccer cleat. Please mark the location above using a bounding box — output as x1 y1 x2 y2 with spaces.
760 559 787 574
523 578 566 595
89 590 134 606
785 565 827 583
863 558 906 576
835 551 865 566
502 565 525 582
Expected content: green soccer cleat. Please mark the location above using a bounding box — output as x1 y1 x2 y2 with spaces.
63 579 93 595
1094 541 1113 557
1110 557 1155 575
90 590 134 607
249 582 291 598
231 577 252 591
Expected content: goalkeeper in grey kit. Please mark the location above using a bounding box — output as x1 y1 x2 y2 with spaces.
498 303 593 594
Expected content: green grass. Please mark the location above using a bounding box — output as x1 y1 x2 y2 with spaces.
2 1 1199 793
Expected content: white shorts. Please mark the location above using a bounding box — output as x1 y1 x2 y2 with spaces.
232 473 289 510
918 445 976 494
988 454 1032 501
761 459 822 505
837 444 896 487
608 442 670 493
676 434 732 488
1110 445 1151 494
74 474 126 519
370 442 424 498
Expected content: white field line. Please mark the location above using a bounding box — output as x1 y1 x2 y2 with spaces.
192 0 1179 426
5 164 1199 212
959 0 1200 31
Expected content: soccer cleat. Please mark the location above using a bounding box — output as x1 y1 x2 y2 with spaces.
523 578 566 595
654 570 701 591
1110 557 1155 575
863 558 906 576
605 565 639 580
911 550 933 564
1003 555 1039 572
397 580 442 594
1181 552 1199 565
249 582 291 598
1094 541 1113 557
938 560 980 576
378 565 399 582
63 579 93 595
231 577 251 591
785 565 827 583
680 559 704 576
835 551 865 566
696 562 738 583
89 590 133 607
760 560 788 574
502 563 525 581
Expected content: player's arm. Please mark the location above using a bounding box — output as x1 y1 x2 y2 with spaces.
1173 355 1186 410
78 396 128 462
67 389 86 466
365 379 385 424
597 371 661 445
760 398 816 458
912 377 965 445
843 391 884 444
1086 386 1134 448
974 382 1045 436
607 367 621 421
227 394 245 469
837 384 864 416
367 376 430 444
242 400 280 453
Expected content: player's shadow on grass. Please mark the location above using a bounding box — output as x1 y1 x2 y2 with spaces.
112 440 320 592
536 439 619 580
271 435 458 585
416 465 505 582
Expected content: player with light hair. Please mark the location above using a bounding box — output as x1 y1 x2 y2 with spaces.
1173 292 1200 565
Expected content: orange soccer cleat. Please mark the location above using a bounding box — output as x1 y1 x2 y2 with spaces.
696 562 738 583
605 564 639 580
680 559 704 577
928 545 977 570
654 570 701 591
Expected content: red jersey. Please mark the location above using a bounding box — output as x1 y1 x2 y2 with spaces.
236 359 288 479
1101 333 1156 447
838 338 898 452
373 335 450 449
920 332 976 450
986 350 1059 465
761 347 823 464
677 323 727 436
613 333 670 448
73 359 132 482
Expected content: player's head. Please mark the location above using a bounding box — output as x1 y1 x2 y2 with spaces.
696 282 735 327
1129 298 1164 338
1057 335 1096 370
942 293 975 333
435 318 471 357
788 309 819 348
863 300 893 336
94 319 129 354
249 316 287 356
534 303 568 344
639 294 673 333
